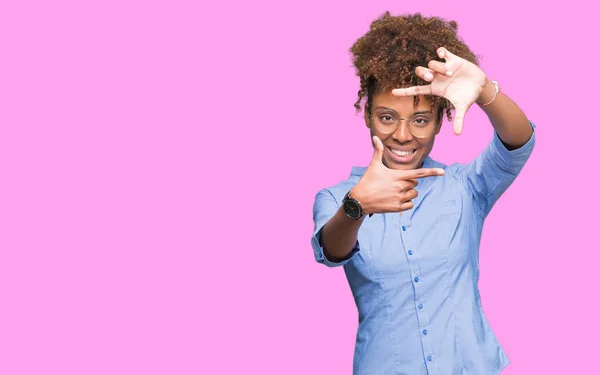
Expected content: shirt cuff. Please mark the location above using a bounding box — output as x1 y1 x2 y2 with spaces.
311 220 360 267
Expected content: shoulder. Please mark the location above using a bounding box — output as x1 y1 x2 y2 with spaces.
424 157 465 183
314 166 365 205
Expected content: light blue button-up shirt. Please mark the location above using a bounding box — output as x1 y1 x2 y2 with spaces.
311 124 536 375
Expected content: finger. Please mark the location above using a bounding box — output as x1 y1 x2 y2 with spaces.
403 189 418 201
452 103 470 135
399 200 414 212
415 66 436 82
397 179 418 191
397 168 445 180
370 135 384 164
427 60 453 77
391 85 433 97
437 47 457 61
406 179 418 188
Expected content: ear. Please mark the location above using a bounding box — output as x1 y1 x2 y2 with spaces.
364 104 371 128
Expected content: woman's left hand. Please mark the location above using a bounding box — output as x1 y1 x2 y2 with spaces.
391 47 488 135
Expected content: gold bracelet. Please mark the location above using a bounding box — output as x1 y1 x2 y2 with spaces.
479 80 499 106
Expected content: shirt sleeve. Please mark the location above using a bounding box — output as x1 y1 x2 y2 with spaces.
460 121 536 218
311 188 360 267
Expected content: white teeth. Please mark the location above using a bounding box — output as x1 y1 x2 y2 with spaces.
391 149 414 157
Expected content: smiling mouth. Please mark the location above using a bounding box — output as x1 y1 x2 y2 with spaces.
390 148 416 157
387 147 417 163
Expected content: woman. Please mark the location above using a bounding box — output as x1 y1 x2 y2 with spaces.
310 12 535 375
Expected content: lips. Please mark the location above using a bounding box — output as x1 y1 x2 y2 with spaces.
387 146 417 164
390 148 415 157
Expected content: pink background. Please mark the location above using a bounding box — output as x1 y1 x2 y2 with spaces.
1 0 598 374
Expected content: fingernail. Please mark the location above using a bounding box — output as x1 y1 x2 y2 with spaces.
437 169 445 175
424 73 433 80
445 70 453 77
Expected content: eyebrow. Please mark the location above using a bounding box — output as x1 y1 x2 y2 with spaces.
373 107 433 115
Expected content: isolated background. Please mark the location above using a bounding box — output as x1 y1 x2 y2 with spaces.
1 0 598 374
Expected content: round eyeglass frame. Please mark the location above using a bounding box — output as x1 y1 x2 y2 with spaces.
370 115 436 139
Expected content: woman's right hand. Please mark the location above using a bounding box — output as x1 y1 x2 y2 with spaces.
351 136 445 214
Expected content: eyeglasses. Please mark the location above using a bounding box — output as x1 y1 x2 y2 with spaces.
370 112 436 139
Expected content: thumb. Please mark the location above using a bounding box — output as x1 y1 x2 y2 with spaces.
370 136 384 165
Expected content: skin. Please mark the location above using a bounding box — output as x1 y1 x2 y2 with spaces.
364 92 441 171
320 46 533 262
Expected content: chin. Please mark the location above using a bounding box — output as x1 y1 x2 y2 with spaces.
384 159 418 170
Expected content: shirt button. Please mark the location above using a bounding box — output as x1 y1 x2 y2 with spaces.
418 303 423 309
427 355 433 361
402 226 406 231
408 250 413 255
414 277 419 282
422 329 428 335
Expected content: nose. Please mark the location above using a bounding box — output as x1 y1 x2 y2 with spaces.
392 119 414 143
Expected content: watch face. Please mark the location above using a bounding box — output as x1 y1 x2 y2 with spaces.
344 198 361 219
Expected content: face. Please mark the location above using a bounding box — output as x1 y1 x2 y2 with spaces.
365 91 441 170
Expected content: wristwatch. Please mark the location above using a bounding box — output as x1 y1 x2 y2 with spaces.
342 190 373 220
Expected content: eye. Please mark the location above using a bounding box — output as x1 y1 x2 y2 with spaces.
412 117 432 127
379 115 395 123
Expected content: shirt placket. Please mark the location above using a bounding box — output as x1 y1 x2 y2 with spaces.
400 215 439 375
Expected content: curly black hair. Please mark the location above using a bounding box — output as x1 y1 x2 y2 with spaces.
350 11 479 123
